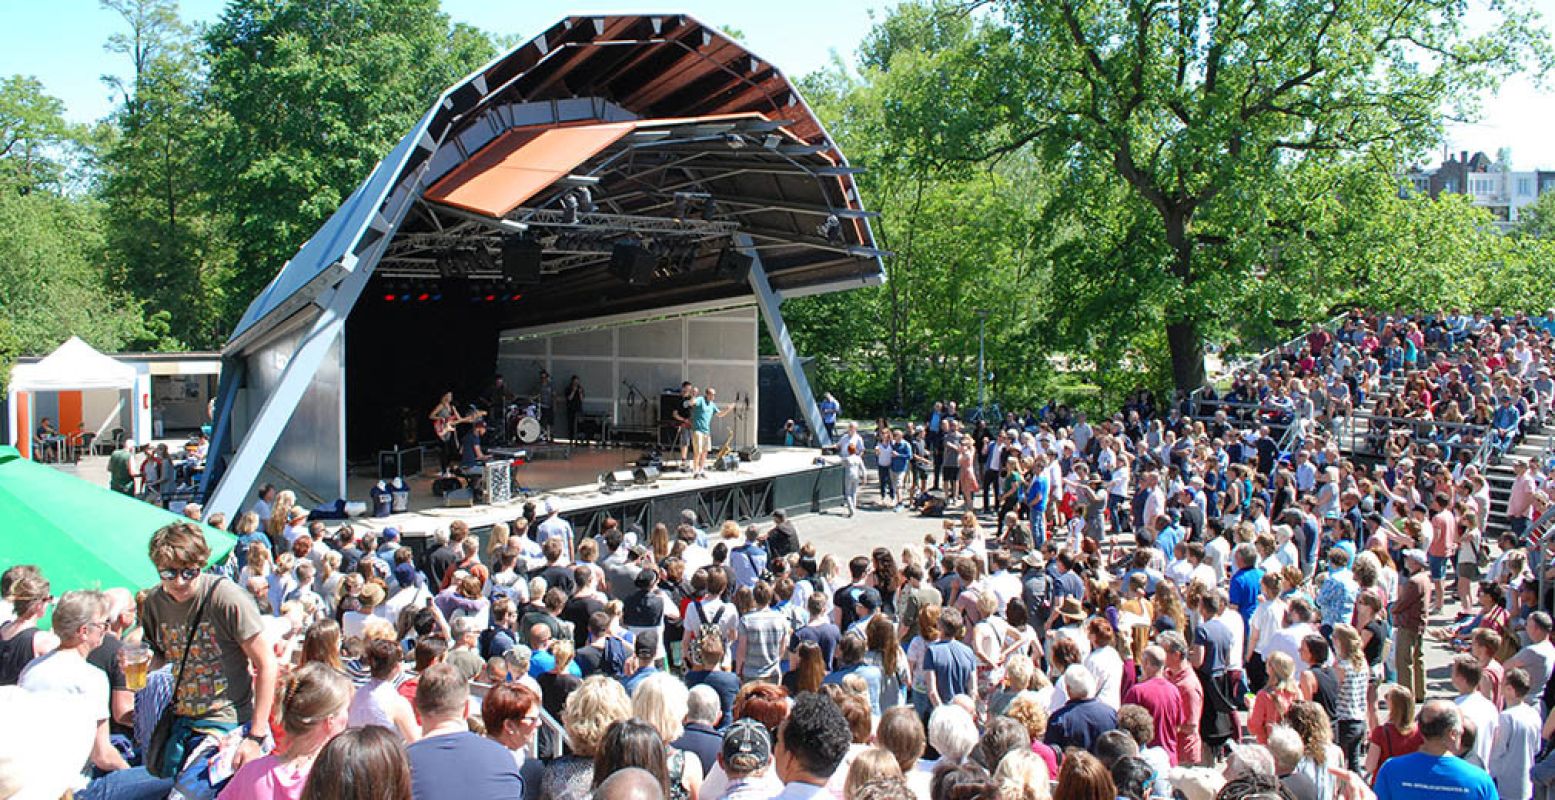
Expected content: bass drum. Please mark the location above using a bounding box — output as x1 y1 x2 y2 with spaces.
515 416 542 444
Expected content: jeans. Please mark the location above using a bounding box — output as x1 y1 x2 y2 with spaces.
76 769 175 800
878 465 895 501
1532 747 1555 800
1335 719 1367 772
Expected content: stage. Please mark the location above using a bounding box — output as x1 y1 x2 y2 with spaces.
345 444 846 544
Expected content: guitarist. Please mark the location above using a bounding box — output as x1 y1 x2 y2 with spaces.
430 391 476 476
689 386 734 479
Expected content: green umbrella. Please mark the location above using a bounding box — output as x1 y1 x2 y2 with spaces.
0 446 236 595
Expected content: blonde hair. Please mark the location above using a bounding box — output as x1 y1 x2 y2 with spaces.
487 522 509 560
1265 651 1298 695
563 676 633 757
632 672 690 743
994 750 1052 800
361 619 396 642
844 748 904 800
720 520 741 540
1004 693 1050 741
1382 683 1417 733
1332 624 1366 670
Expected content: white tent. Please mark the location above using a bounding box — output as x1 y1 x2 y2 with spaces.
8 337 150 458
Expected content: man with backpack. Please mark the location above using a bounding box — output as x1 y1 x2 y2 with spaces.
576 611 630 678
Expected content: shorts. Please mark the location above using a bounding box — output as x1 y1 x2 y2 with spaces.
942 465 960 485
1428 554 1449 580
1457 560 1481 582
692 431 712 452
676 427 692 448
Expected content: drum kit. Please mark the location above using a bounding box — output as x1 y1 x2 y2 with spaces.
504 401 544 444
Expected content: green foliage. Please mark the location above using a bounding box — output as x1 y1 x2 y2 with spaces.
97 0 226 348
0 190 164 389
199 0 494 326
1514 190 1555 240
0 75 77 194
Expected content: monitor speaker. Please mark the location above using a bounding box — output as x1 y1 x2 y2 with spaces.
501 235 543 285
633 466 661 484
610 241 657 287
716 247 753 283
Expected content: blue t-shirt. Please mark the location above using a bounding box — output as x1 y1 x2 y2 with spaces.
823 663 885 715
792 623 842 670
1193 618 1235 677
691 397 718 433
819 400 839 423
686 669 742 728
1374 752 1495 800
408 731 524 800
1025 474 1049 509
891 440 913 472
1228 567 1263 630
921 639 976 704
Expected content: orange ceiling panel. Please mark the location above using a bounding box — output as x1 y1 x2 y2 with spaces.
424 122 637 217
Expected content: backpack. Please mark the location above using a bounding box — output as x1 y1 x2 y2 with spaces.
600 634 629 677
687 599 727 665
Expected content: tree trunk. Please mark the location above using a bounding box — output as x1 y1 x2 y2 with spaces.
1162 205 1206 393
1166 318 1206 393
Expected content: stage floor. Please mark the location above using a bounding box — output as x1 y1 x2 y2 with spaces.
347 444 826 537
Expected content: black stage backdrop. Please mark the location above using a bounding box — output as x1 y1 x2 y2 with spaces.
345 290 504 460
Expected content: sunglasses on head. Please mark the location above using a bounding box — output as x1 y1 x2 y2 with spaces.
158 567 202 581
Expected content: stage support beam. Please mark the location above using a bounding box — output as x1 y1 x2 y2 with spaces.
737 233 831 448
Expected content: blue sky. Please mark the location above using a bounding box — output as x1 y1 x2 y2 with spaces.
2 0 1553 168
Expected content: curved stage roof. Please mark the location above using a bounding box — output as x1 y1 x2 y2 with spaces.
228 13 883 351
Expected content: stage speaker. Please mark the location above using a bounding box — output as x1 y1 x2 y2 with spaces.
739 446 761 462
501 235 543 284
660 392 684 425
716 247 753 283
633 466 661 484
610 241 657 287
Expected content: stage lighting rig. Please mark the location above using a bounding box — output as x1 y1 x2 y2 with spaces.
817 214 843 244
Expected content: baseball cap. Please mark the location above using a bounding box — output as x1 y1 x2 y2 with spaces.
382 527 400 541
856 587 882 612
721 718 773 773
634 629 660 659
393 562 420 589
1402 549 1428 567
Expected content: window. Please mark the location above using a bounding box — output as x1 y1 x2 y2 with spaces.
1443 179 1457 193
1470 176 1496 195
1518 177 1534 196
1542 179 1555 194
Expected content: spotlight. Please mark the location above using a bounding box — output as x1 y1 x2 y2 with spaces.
703 197 719 221
383 292 397 302
561 192 579 225
723 132 745 149
673 193 690 220
576 187 596 213
817 214 843 244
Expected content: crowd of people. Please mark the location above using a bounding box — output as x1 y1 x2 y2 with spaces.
10 309 1555 800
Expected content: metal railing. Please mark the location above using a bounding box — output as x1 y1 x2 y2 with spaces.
469 682 570 758
1328 410 1489 465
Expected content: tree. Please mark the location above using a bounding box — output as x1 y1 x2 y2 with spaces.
0 75 76 194
891 0 1548 391
199 0 494 325
97 0 227 348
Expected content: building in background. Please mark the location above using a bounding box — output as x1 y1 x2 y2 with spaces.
1406 149 1555 230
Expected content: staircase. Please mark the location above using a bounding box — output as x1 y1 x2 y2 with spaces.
1483 427 1554 537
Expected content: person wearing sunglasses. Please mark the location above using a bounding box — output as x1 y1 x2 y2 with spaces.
138 521 278 784
18 589 130 776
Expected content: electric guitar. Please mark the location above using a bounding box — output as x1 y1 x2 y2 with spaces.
434 408 486 440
